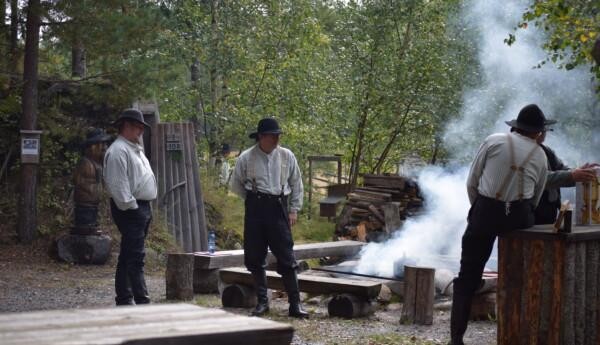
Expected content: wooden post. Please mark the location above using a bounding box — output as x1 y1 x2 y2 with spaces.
400 265 435 325
166 253 194 300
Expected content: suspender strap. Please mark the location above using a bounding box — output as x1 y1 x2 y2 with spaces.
495 134 540 201
247 146 257 192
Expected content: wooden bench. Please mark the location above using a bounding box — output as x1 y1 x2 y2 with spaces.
219 267 381 318
190 240 364 293
0 303 293 345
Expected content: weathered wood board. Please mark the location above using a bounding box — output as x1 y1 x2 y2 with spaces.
0 304 293 345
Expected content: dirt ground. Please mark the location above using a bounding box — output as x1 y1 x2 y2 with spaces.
0 240 497 345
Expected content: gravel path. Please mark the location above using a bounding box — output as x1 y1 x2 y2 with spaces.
0 243 496 345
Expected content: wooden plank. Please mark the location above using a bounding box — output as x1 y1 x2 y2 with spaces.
187 122 207 251
497 236 507 343
562 242 576 345
194 240 364 269
538 239 554 344
525 240 544 345
585 241 598 345
575 242 586 345
549 239 564 345
505 237 523 344
165 125 178 245
0 304 293 345
307 155 341 162
362 174 406 189
178 124 192 252
157 124 168 225
182 123 199 251
518 237 531 342
219 267 381 300
173 124 186 250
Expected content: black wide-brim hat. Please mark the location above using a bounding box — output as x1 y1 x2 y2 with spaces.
505 104 557 133
249 117 283 139
112 108 150 127
82 128 112 147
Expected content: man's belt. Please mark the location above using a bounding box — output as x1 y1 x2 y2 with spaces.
246 190 283 200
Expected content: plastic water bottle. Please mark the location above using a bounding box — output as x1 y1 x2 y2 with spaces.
208 231 216 254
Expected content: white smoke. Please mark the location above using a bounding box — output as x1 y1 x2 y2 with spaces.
355 0 598 277
355 167 470 277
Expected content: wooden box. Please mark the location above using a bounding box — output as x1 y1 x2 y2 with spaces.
498 224 600 345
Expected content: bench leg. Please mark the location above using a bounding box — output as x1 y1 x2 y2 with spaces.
328 294 374 318
193 268 219 293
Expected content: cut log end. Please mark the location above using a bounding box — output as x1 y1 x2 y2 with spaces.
327 293 373 318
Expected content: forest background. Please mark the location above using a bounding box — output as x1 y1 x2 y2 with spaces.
0 0 598 246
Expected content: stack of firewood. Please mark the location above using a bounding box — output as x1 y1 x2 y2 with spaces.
335 174 423 242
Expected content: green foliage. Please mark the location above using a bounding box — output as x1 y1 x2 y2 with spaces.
514 0 600 87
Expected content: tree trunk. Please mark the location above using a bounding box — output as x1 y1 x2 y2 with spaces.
9 0 19 89
71 33 86 78
17 0 41 244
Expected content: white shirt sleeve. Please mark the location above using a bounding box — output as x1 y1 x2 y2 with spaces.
229 155 247 199
466 138 489 205
287 152 303 213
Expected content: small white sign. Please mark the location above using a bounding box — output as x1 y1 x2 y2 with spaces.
22 138 39 155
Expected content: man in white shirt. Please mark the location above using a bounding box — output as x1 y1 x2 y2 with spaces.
450 104 550 345
104 109 157 306
230 117 308 318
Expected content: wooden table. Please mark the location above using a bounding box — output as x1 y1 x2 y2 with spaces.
497 224 600 345
0 303 294 345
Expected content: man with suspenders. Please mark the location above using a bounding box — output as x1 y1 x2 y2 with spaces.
230 118 308 318
450 104 550 344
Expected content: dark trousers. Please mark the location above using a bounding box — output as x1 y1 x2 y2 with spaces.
110 199 152 305
451 195 534 343
243 192 297 276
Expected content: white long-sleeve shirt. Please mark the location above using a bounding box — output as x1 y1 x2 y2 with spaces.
230 144 303 213
467 132 547 206
103 136 157 210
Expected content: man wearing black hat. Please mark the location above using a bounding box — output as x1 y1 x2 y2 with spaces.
534 129 598 224
230 117 308 318
103 109 157 306
450 104 550 344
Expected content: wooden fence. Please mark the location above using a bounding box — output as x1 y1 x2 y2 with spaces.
151 122 207 252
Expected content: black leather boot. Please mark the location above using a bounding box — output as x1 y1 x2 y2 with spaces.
450 293 472 345
251 270 269 316
282 270 309 319
131 271 150 305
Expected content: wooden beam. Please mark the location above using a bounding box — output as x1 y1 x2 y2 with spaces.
194 241 364 269
219 268 382 300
